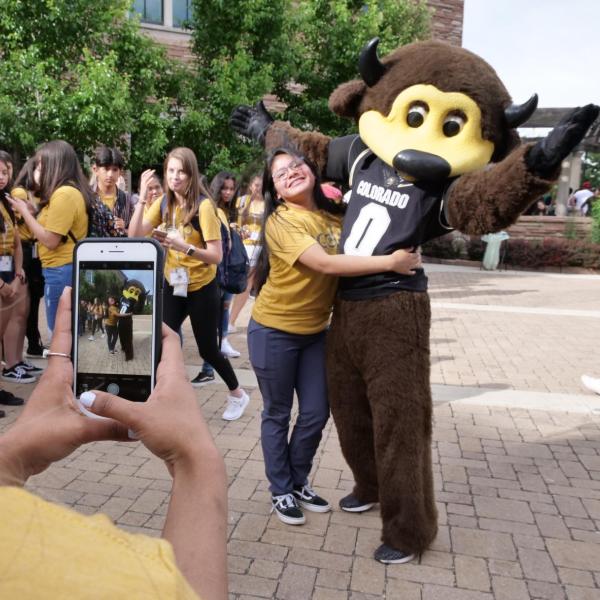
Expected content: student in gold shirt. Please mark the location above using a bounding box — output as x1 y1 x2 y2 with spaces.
129 147 249 421
9 141 90 336
249 149 420 525
0 288 227 600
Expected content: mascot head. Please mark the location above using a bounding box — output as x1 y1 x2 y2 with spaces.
121 279 147 314
329 39 538 182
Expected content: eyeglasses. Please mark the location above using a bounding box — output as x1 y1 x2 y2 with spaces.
272 159 305 183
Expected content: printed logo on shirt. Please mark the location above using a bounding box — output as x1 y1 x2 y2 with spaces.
316 225 340 251
355 179 411 209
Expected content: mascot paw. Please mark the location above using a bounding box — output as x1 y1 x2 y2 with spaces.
527 104 599 179
230 100 274 145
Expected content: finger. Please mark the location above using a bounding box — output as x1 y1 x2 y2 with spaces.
77 414 132 444
80 390 140 428
50 287 73 357
156 325 187 377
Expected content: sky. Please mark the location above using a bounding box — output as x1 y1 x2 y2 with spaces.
462 0 600 109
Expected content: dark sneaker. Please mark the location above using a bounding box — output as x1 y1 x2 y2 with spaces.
2 365 36 384
271 493 306 525
191 371 215 387
16 361 44 375
293 484 331 513
0 389 24 406
26 346 47 359
374 543 415 564
0 409 5 418
339 493 376 513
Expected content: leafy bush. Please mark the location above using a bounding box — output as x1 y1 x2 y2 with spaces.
421 234 461 259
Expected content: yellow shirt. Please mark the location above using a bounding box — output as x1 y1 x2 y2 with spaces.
236 195 264 246
252 205 342 334
0 487 199 599
145 198 221 292
0 202 15 256
106 305 119 326
11 186 39 242
37 185 88 268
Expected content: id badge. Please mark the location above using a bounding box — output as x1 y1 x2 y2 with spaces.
32 244 38 259
0 255 13 272
249 230 260 242
169 267 189 286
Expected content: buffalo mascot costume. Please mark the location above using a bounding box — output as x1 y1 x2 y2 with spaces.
231 39 599 563
117 278 147 362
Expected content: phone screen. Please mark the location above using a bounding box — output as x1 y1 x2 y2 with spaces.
74 259 157 402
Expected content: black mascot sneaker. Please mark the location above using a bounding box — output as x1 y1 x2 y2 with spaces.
339 493 375 513
374 543 415 564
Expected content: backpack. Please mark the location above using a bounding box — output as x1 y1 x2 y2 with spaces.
160 196 249 293
68 195 126 242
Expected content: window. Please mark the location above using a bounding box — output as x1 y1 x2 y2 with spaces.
133 0 163 24
173 0 193 28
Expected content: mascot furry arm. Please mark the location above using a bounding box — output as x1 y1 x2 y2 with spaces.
231 39 598 236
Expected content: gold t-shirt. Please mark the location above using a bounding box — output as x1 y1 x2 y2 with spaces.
99 191 116 212
0 487 199 599
10 186 39 242
37 186 88 268
106 305 119 326
0 202 15 256
252 205 342 334
145 198 221 292
236 195 264 246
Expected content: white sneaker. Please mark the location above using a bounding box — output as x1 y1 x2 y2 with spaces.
222 390 249 421
221 338 240 358
581 375 600 395
88 336 94 341
228 324 237 334
101 333 106 339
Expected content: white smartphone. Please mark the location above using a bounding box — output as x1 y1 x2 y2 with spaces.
72 239 163 402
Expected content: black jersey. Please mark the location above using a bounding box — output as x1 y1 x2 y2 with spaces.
325 135 453 299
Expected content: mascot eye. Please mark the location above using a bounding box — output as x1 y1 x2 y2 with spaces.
442 112 466 137
406 103 428 128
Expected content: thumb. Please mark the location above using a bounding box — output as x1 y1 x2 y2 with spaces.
79 390 140 429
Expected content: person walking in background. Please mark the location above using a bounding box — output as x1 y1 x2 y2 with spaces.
194 171 241 386
8 140 90 337
129 147 250 421
229 174 265 332
88 297 105 341
568 181 595 216
10 158 47 359
92 146 134 233
104 296 122 354
249 149 420 525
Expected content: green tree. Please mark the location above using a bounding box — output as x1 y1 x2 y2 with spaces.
582 152 600 189
185 0 429 176
0 0 185 170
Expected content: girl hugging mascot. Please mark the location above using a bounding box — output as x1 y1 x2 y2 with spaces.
231 39 598 564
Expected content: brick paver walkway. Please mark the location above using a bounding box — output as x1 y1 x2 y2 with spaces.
2 263 600 599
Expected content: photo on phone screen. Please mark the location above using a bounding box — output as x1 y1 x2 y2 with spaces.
73 241 162 402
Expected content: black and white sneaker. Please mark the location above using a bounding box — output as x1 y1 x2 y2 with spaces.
16 361 44 375
293 484 331 513
26 346 47 359
339 493 376 513
271 493 306 525
0 389 24 406
191 371 215 387
374 543 415 564
2 365 36 384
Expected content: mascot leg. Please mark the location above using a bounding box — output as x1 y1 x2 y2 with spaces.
327 304 379 503
118 317 134 361
333 292 438 555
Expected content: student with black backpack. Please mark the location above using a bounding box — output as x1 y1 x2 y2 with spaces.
129 148 250 421
8 141 90 337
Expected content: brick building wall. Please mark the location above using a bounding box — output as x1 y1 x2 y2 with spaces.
426 0 464 46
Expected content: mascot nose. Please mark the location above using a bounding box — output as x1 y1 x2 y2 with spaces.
393 150 451 182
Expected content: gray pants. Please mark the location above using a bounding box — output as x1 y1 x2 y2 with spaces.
248 319 329 496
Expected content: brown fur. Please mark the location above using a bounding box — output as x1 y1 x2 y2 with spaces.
327 291 438 554
265 122 331 175
329 40 521 162
447 144 556 234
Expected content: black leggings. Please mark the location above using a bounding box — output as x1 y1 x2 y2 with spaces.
92 318 104 335
163 278 239 390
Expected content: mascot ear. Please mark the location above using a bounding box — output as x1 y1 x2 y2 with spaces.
329 79 367 120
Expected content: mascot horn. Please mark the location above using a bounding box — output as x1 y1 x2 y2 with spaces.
231 38 599 563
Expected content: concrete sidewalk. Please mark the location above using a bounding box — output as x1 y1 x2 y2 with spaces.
2 264 600 599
